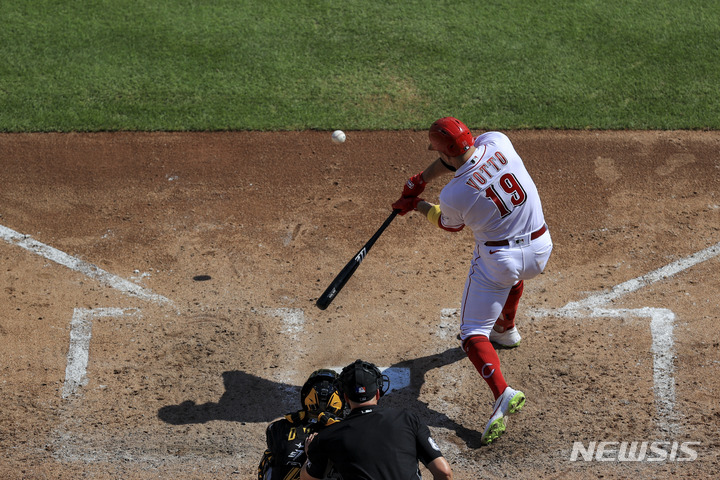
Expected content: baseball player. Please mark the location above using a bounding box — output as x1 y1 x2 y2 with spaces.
301 359 453 480
258 369 345 480
392 117 553 445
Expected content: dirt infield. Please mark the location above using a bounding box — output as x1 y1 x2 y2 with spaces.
1 130 719 479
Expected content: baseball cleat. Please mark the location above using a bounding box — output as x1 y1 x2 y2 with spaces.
481 386 526 445
489 326 522 348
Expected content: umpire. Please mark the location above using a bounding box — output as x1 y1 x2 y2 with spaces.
300 359 453 480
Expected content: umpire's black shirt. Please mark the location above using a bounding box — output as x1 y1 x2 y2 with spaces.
305 404 444 480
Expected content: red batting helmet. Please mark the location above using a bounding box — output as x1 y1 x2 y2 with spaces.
428 117 473 157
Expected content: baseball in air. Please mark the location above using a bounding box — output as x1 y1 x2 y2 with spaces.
331 130 346 143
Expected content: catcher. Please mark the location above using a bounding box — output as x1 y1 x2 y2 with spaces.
258 369 345 480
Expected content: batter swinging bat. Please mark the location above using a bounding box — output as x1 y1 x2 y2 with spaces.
316 209 400 310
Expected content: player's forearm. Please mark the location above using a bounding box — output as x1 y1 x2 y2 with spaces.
418 201 443 230
416 200 433 217
427 457 453 480
422 157 455 183
417 202 464 232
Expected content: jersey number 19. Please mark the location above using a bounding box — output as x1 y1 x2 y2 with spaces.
485 173 527 217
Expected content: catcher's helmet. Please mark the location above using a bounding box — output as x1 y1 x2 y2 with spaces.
339 359 390 403
300 369 344 416
428 117 473 157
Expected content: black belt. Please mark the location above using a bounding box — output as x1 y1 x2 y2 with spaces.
484 224 547 247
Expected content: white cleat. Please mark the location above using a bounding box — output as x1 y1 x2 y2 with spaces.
481 386 526 445
489 326 522 348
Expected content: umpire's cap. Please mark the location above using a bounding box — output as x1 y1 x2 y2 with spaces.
339 359 390 403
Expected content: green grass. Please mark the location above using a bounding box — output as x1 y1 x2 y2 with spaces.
1 0 719 131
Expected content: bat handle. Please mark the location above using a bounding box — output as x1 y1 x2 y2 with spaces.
315 209 401 310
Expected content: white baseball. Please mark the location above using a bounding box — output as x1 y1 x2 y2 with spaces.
331 130 346 143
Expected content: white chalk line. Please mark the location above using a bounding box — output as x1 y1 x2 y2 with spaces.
0 224 172 306
582 307 678 434
530 240 720 434
261 308 411 399
266 307 305 340
263 308 306 402
63 307 140 399
555 241 720 315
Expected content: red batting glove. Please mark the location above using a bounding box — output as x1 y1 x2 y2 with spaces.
402 172 426 197
392 196 423 216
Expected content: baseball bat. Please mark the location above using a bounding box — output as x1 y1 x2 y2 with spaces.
316 209 400 310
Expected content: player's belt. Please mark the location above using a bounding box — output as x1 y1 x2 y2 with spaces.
484 224 547 247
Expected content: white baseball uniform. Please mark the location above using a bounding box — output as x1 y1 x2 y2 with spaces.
436 132 553 340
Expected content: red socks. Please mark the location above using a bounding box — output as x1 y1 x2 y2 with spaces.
463 335 508 400
463 281 523 400
495 280 524 332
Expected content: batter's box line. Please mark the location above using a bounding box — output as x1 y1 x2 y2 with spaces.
0 224 172 307
527 240 720 435
552 241 720 315
63 307 140 399
259 308 412 397
581 306 678 434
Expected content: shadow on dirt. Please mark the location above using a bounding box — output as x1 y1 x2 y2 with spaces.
158 346 484 448
382 347 485 449
157 371 297 424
